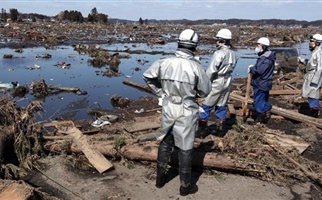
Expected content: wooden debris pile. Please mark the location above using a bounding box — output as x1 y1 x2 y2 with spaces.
0 98 43 179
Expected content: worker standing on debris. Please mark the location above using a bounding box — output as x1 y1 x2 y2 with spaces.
198 28 236 133
299 34 322 117
143 29 211 196
248 37 276 123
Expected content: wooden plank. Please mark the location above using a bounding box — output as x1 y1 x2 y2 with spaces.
46 120 113 173
0 182 34 200
264 132 310 154
124 120 160 133
270 89 322 95
269 89 301 95
242 73 252 119
122 79 153 94
48 85 81 92
227 104 236 115
136 131 165 142
230 92 322 129
68 127 113 173
124 116 161 133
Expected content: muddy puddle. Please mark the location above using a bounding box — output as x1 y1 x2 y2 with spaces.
0 42 310 121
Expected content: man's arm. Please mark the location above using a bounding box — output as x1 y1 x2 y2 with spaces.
143 60 163 96
196 66 211 98
311 53 322 86
206 51 223 81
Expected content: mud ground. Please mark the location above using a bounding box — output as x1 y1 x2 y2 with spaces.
24 155 311 200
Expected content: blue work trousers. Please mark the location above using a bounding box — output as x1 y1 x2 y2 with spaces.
199 104 227 122
308 98 320 109
253 87 272 113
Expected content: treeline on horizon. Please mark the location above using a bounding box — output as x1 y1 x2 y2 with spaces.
0 7 108 24
143 19 322 27
1 7 322 27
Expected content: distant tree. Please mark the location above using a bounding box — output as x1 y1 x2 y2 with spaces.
87 8 108 24
9 8 19 22
88 13 94 23
31 15 36 22
139 17 144 25
59 10 83 22
145 19 148 25
97 13 108 24
1 8 7 22
91 7 98 20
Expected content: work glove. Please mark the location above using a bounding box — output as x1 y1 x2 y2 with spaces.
248 65 254 73
158 94 166 106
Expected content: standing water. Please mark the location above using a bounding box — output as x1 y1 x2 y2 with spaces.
0 42 309 120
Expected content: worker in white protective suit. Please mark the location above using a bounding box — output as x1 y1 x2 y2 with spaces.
198 28 236 133
143 29 211 196
299 33 322 117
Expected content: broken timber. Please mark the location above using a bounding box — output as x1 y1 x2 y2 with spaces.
48 85 81 93
45 121 113 173
122 79 153 94
230 92 322 129
266 140 322 188
62 143 263 174
264 130 310 154
124 120 160 133
269 89 322 95
0 182 34 200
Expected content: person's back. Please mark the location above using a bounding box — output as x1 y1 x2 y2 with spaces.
207 46 236 78
143 29 211 196
158 56 206 104
251 50 276 91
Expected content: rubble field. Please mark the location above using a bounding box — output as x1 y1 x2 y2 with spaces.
1 21 322 200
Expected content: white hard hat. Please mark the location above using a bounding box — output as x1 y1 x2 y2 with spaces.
178 29 199 47
216 28 232 40
257 37 270 46
311 34 322 42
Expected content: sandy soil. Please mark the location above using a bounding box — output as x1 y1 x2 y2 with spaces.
22 155 313 200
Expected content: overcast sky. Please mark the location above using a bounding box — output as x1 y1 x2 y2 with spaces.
1 0 322 21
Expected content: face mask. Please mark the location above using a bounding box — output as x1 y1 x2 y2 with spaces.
309 43 316 51
216 41 222 48
255 47 261 53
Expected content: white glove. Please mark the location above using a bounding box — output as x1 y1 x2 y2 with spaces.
158 94 166 106
248 65 254 73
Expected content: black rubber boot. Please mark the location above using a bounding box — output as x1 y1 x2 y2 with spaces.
310 108 320 118
255 112 270 124
196 120 207 138
178 149 198 196
155 134 174 188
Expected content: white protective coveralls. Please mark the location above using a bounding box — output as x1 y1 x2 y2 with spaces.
143 49 211 150
302 46 322 99
203 45 236 107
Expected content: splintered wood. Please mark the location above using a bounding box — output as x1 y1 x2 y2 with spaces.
45 121 113 173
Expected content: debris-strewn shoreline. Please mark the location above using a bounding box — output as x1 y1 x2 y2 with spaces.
1 22 320 49
1 20 322 199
